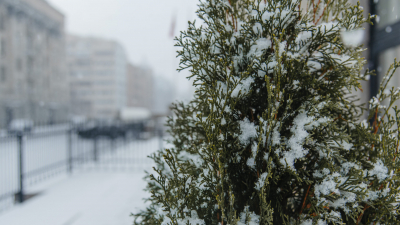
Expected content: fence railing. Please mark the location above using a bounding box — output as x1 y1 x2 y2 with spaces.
0 122 161 212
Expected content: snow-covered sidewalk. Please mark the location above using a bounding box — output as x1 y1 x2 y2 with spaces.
0 171 150 225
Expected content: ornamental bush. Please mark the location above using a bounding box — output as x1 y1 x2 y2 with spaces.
133 0 400 224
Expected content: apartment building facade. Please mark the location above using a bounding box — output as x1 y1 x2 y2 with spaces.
126 63 153 111
0 0 68 127
67 35 127 119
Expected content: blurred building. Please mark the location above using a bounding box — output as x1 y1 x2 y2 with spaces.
310 0 400 116
369 1 400 103
67 35 127 119
349 0 370 118
126 64 153 111
0 0 69 127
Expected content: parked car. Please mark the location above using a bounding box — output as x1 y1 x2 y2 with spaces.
8 119 34 134
77 120 126 139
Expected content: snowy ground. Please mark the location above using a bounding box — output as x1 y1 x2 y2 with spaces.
0 134 169 223
0 171 152 225
0 133 160 203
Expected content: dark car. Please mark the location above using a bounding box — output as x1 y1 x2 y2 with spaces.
77 121 126 139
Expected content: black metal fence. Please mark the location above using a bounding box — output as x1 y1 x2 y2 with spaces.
0 121 161 212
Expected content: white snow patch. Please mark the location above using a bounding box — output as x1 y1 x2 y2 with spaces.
340 29 365 47
307 60 321 72
267 60 278 72
248 38 272 58
262 11 274 21
177 210 205 225
329 191 356 210
322 168 330 175
313 170 324 178
278 41 287 56
221 118 226 125
318 22 339 34
255 172 268 191
281 112 329 170
238 118 257 145
179 151 204 167
369 159 388 182
296 31 313 43
248 212 260 225
314 173 343 198
253 22 262 34
251 142 257 155
231 77 254 97
301 219 313 225
271 122 280 146
238 206 259 225
246 157 256 169
341 162 360 175
263 153 269 162
363 190 379 201
331 54 356 66
341 141 353 151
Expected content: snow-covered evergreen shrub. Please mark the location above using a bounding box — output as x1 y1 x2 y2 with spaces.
133 0 400 224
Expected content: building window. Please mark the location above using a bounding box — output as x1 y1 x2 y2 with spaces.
0 15 4 31
0 66 6 82
0 39 5 56
95 50 113 56
17 58 23 71
75 81 92 86
76 59 91 66
98 109 113 115
96 70 113 76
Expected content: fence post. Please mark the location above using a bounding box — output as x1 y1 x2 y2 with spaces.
17 133 24 203
67 129 73 174
93 136 98 162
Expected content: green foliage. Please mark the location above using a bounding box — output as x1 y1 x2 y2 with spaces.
133 0 400 224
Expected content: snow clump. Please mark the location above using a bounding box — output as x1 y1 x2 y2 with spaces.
340 28 365 47
369 159 388 181
281 111 330 170
238 118 257 145
231 77 254 97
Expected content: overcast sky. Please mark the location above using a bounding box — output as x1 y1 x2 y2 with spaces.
47 0 199 99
